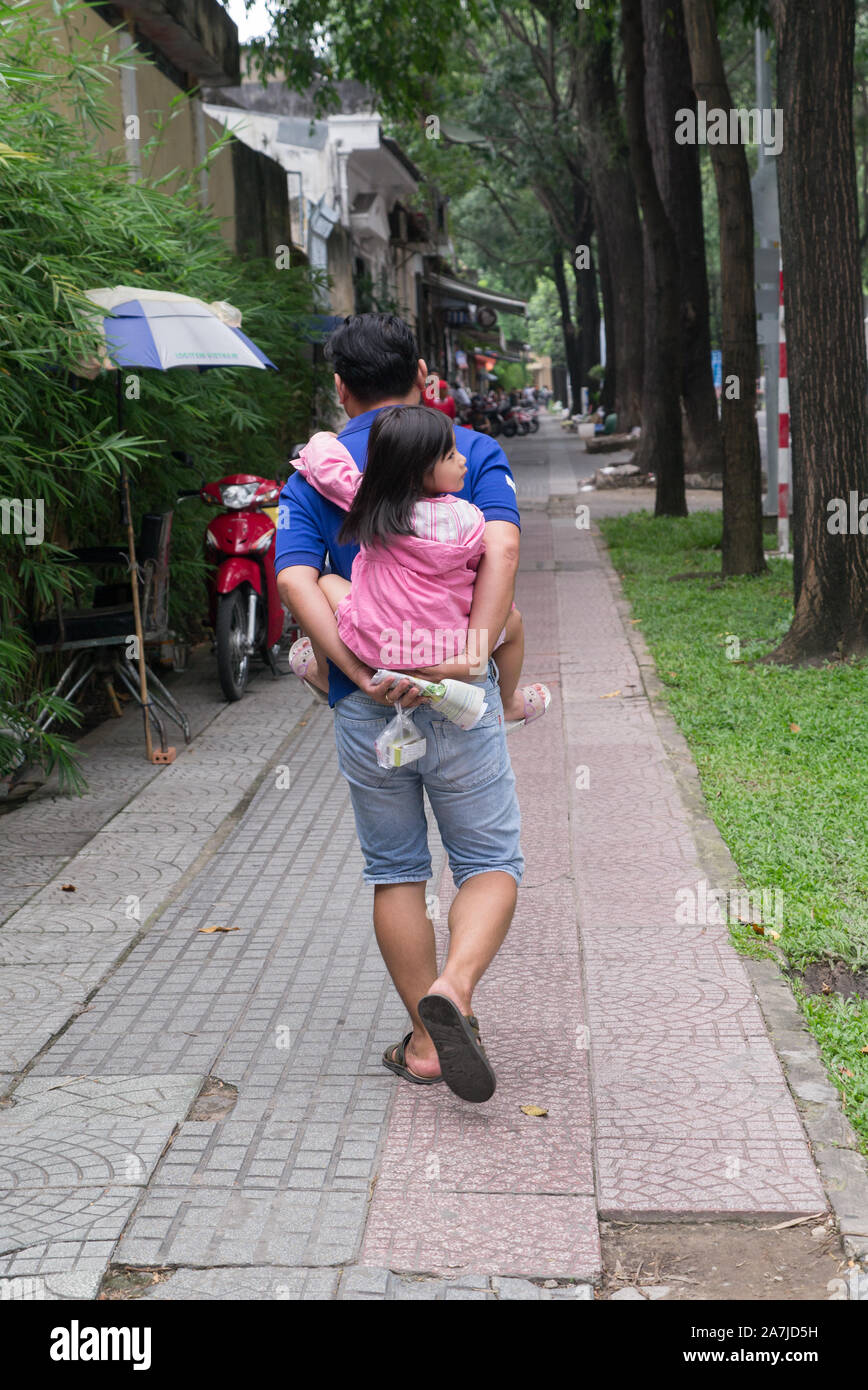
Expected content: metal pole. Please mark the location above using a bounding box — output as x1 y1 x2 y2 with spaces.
778 265 790 554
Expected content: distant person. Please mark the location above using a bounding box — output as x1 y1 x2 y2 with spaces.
424 378 455 420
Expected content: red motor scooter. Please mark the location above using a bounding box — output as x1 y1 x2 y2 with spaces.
181 472 290 701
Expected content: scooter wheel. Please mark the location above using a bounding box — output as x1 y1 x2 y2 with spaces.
528 418 540 433
503 422 517 437
216 590 250 701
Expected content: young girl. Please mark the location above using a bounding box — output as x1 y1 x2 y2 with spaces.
290 405 550 728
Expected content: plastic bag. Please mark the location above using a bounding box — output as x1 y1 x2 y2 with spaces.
374 702 427 769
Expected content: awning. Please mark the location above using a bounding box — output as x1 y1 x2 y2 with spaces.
423 273 527 316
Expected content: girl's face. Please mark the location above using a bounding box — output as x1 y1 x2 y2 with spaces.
424 441 467 496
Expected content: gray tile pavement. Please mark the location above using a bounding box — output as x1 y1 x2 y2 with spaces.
0 672 313 1078
0 418 855 1297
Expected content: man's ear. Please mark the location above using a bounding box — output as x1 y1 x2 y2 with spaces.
334 373 348 406
415 359 428 393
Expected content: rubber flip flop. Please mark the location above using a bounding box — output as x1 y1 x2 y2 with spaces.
382 1032 443 1086
417 994 496 1103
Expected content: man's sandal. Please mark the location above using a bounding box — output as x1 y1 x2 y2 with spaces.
505 682 552 735
288 636 329 704
417 994 496 1103
382 1032 444 1086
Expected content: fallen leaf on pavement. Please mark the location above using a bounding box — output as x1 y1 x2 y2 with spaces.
198 925 240 934
600 690 621 699
61 884 76 892
520 1104 548 1118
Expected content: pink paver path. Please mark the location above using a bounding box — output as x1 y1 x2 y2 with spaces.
360 502 825 1279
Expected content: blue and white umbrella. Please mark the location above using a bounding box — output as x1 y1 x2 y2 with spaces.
78 285 276 375
69 285 276 763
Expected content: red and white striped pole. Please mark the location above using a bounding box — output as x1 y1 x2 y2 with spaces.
778 264 790 554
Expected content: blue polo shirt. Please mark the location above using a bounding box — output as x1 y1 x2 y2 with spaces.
274 405 521 705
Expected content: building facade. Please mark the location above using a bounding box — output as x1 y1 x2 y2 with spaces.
52 0 292 258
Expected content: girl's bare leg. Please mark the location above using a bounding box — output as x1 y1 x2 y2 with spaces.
300 575 352 691
492 608 526 721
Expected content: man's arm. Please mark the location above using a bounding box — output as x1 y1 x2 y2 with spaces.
277 565 423 707
413 519 520 682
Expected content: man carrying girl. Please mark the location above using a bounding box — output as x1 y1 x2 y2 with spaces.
275 314 548 1103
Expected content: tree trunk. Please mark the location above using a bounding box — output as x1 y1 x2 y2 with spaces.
621 0 686 515
643 0 724 478
578 31 644 430
573 193 601 388
597 230 617 411
552 240 584 413
682 0 766 576
767 0 868 660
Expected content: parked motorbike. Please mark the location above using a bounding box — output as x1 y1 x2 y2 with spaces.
500 404 530 438
179 472 288 701
460 395 503 437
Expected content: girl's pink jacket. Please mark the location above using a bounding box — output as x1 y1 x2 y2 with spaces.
296 432 486 669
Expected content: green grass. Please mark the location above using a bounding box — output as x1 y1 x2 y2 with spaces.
598 509 868 1147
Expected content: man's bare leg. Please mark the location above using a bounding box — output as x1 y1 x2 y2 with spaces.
375 871 516 1076
374 882 441 1078
426 870 517 1015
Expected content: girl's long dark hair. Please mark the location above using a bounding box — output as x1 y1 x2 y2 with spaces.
338 405 453 547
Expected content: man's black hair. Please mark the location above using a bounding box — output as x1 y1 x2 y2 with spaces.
324 314 420 405
338 405 453 547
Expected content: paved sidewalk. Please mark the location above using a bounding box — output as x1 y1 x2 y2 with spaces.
0 417 835 1299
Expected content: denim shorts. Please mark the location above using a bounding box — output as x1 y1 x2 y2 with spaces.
332 661 524 889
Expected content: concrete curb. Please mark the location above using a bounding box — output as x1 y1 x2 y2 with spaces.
591 524 868 1267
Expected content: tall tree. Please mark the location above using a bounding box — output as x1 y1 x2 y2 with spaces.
595 228 618 412
464 7 599 409
551 238 584 406
682 1 765 576
621 0 686 515
767 0 868 658
572 187 602 387
643 0 724 478
574 15 645 428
